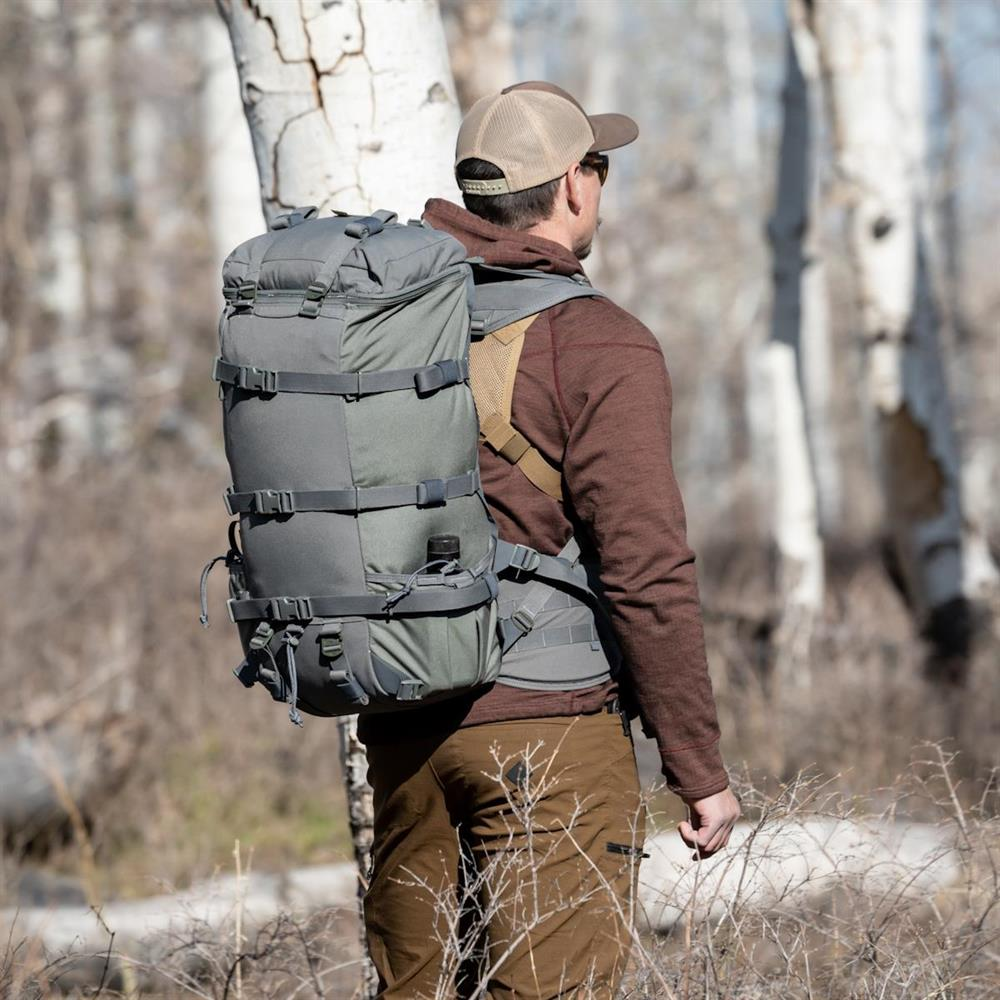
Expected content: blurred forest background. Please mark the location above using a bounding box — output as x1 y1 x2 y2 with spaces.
0 0 998 968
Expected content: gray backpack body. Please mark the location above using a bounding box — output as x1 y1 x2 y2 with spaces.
200 208 616 724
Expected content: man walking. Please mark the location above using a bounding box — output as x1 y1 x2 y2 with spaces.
359 81 740 999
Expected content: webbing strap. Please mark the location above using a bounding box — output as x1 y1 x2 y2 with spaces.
502 621 599 654
227 574 496 622
232 232 282 307
225 469 480 515
515 447 563 501
481 413 530 461
301 209 397 317
495 536 594 653
213 357 468 397
481 414 563 501
469 266 606 335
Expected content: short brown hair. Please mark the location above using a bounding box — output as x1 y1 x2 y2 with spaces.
457 158 561 231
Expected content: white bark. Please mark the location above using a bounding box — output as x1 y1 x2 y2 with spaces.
442 0 516 109
788 6 841 535
720 0 761 180
765 8 831 626
200 14 266 278
812 0 998 641
217 0 461 224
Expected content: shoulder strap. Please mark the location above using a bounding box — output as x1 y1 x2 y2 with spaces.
468 266 606 503
469 310 564 501
469 263 606 335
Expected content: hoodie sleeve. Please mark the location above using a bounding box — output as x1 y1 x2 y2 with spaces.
553 299 730 800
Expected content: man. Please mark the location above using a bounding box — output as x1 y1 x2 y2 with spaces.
359 82 740 999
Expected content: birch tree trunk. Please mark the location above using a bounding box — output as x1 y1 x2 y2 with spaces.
216 0 460 226
215 3 462 992
811 0 998 682
200 13 266 278
764 1 836 661
442 0 516 109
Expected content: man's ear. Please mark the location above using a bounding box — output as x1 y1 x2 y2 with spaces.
564 162 585 216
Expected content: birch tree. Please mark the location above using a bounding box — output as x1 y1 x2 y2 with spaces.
200 13 266 276
441 0 516 109
763 0 838 668
811 0 998 682
217 0 460 227
215 2 462 992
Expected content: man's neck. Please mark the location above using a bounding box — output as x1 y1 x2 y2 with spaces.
524 218 575 257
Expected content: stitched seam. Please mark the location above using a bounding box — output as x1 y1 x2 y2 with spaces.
548 343 663 354
550 318 571 426
661 738 721 754
520 343 662 361
426 754 449 796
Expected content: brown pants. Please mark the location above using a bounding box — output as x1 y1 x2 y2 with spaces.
363 707 646 1000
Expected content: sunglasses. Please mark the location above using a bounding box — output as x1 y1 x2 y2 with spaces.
579 152 609 186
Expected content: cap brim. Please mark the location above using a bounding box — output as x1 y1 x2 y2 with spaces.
587 113 638 152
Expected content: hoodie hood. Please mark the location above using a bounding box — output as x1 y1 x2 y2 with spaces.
422 198 584 279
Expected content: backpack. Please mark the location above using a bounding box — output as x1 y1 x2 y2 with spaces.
199 207 617 724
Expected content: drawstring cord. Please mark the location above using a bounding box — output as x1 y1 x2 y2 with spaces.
382 558 460 614
199 523 244 627
199 555 227 627
281 625 305 727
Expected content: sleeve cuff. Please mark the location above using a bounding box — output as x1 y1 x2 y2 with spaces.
660 739 730 800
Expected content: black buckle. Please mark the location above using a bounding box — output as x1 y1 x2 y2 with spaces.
267 597 311 620
416 479 447 507
253 489 294 514
237 366 277 393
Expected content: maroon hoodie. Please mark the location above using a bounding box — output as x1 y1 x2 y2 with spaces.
359 198 729 800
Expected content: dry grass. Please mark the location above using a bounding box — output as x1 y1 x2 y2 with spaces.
2 742 998 998
1 445 998 999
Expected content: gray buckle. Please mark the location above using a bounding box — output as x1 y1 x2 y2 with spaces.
237 281 256 300
414 359 462 395
397 679 424 702
510 607 537 635
416 478 447 507
238 366 277 393
299 281 326 318
345 215 385 239
319 622 343 660
249 622 274 650
508 544 541 574
253 489 294 514
267 596 311 620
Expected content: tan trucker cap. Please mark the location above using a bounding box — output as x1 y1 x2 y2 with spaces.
455 81 638 196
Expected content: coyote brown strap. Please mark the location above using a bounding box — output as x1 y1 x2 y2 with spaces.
469 314 564 501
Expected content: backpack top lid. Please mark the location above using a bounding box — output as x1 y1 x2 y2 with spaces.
222 214 469 300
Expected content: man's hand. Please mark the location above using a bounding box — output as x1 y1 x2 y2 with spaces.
678 787 741 859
